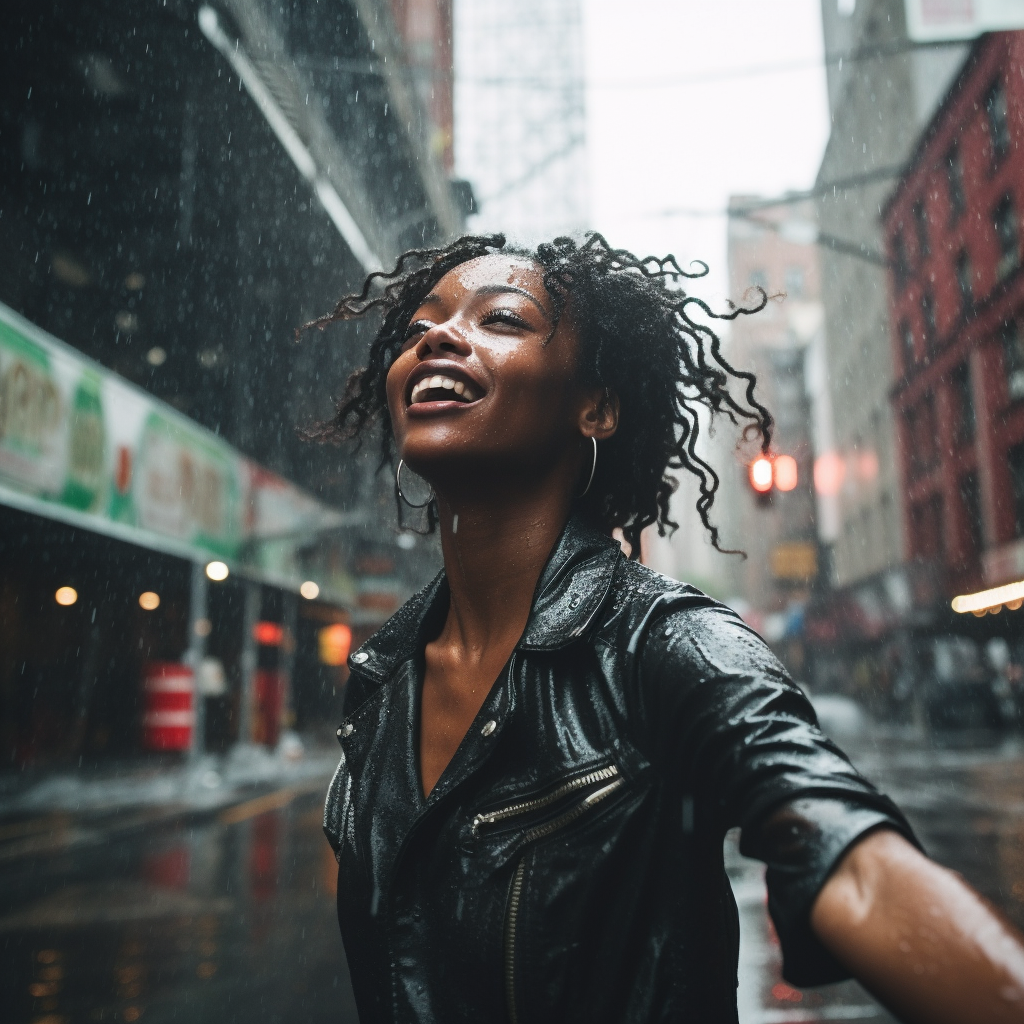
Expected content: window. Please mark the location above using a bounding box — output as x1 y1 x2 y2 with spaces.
955 249 973 312
993 194 1020 281
913 199 929 260
893 231 911 289
1003 322 1024 401
959 472 983 555
922 391 938 468
904 407 920 476
749 268 768 292
1010 442 1024 537
950 361 974 444
921 290 937 349
784 265 804 299
985 79 1011 162
906 393 938 476
899 319 915 372
911 494 944 559
946 145 965 222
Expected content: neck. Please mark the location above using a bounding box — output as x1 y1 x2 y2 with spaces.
433 473 572 661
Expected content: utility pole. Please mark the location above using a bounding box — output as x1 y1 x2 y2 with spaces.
187 560 209 761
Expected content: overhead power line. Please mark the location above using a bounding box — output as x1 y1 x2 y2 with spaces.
293 37 966 91
647 165 906 221
463 36 967 90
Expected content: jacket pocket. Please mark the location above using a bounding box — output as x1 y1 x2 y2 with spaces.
472 763 622 838
485 765 626 1024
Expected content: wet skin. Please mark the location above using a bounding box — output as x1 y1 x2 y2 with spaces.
383 254 1024 1021
385 254 616 798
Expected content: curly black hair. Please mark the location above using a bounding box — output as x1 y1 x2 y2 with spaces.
300 232 772 557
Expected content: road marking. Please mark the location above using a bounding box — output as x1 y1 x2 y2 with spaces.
0 814 69 842
217 779 325 825
747 1008 882 1022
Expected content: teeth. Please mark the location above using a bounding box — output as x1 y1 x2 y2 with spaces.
410 375 478 404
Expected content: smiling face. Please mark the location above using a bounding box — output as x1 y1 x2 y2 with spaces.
385 254 601 495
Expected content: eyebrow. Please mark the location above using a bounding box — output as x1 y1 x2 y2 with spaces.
419 284 549 318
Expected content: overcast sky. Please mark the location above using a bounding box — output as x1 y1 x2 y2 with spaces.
583 0 830 302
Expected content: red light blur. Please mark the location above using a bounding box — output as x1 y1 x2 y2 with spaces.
749 457 773 493
773 454 798 492
814 451 845 496
319 623 352 666
253 621 284 646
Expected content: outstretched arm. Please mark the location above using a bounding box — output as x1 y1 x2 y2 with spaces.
812 828 1024 1023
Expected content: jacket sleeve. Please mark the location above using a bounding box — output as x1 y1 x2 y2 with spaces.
636 597 919 986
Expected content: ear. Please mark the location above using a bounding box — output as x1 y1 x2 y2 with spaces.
578 387 619 441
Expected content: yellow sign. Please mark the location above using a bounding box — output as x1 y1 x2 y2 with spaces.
771 542 817 581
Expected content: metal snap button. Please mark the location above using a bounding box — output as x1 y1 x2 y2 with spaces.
351 651 369 664
481 720 497 737
569 594 581 608
341 723 354 737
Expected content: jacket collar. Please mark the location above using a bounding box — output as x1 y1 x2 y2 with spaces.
347 516 622 685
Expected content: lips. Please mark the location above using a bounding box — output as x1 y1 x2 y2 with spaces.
406 365 484 407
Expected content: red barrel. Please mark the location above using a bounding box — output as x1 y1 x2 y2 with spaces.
253 669 285 748
142 662 195 751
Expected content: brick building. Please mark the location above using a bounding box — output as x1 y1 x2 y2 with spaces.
883 31 1024 607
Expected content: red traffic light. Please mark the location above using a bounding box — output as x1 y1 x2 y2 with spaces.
748 454 799 495
749 457 773 493
774 454 798 492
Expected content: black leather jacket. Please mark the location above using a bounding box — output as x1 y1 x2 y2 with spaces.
324 517 914 1024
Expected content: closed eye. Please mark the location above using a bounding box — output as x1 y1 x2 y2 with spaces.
482 308 530 330
403 319 434 344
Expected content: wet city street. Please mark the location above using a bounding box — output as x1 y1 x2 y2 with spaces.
1 715 1022 1024
0 777 357 1024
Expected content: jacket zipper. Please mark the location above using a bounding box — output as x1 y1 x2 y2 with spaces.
497 769 625 1024
472 764 620 836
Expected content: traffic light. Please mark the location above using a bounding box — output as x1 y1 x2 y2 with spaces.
749 456 773 493
747 454 798 505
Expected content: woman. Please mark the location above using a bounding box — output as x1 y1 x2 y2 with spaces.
312 233 1024 1023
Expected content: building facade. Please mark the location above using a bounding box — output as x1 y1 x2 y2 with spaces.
651 199 823 678
816 0 967 587
0 0 460 769
453 0 588 243
884 31 1024 606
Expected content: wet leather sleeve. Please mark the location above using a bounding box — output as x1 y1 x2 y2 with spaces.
742 796 918 985
637 599 919 985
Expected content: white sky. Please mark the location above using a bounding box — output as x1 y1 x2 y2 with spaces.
583 0 830 302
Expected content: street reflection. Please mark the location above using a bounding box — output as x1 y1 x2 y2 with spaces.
2 727 1022 1023
0 787 356 1024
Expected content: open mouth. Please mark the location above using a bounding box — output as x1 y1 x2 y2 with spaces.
408 372 482 407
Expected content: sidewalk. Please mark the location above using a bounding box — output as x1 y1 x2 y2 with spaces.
0 736 340 864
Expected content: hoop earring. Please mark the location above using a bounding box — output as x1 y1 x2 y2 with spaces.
578 437 598 498
396 459 434 508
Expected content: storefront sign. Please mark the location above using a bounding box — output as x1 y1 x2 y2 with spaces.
904 0 1024 41
770 542 818 582
0 301 341 586
983 537 1024 587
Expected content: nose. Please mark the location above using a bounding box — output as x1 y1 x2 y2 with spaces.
414 319 472 361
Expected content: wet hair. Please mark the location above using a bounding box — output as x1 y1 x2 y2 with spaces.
300 232 772 557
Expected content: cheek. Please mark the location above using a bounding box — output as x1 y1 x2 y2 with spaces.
385 355 412 410
495 346 576 417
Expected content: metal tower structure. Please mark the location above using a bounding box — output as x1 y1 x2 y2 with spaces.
454 0 588 244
